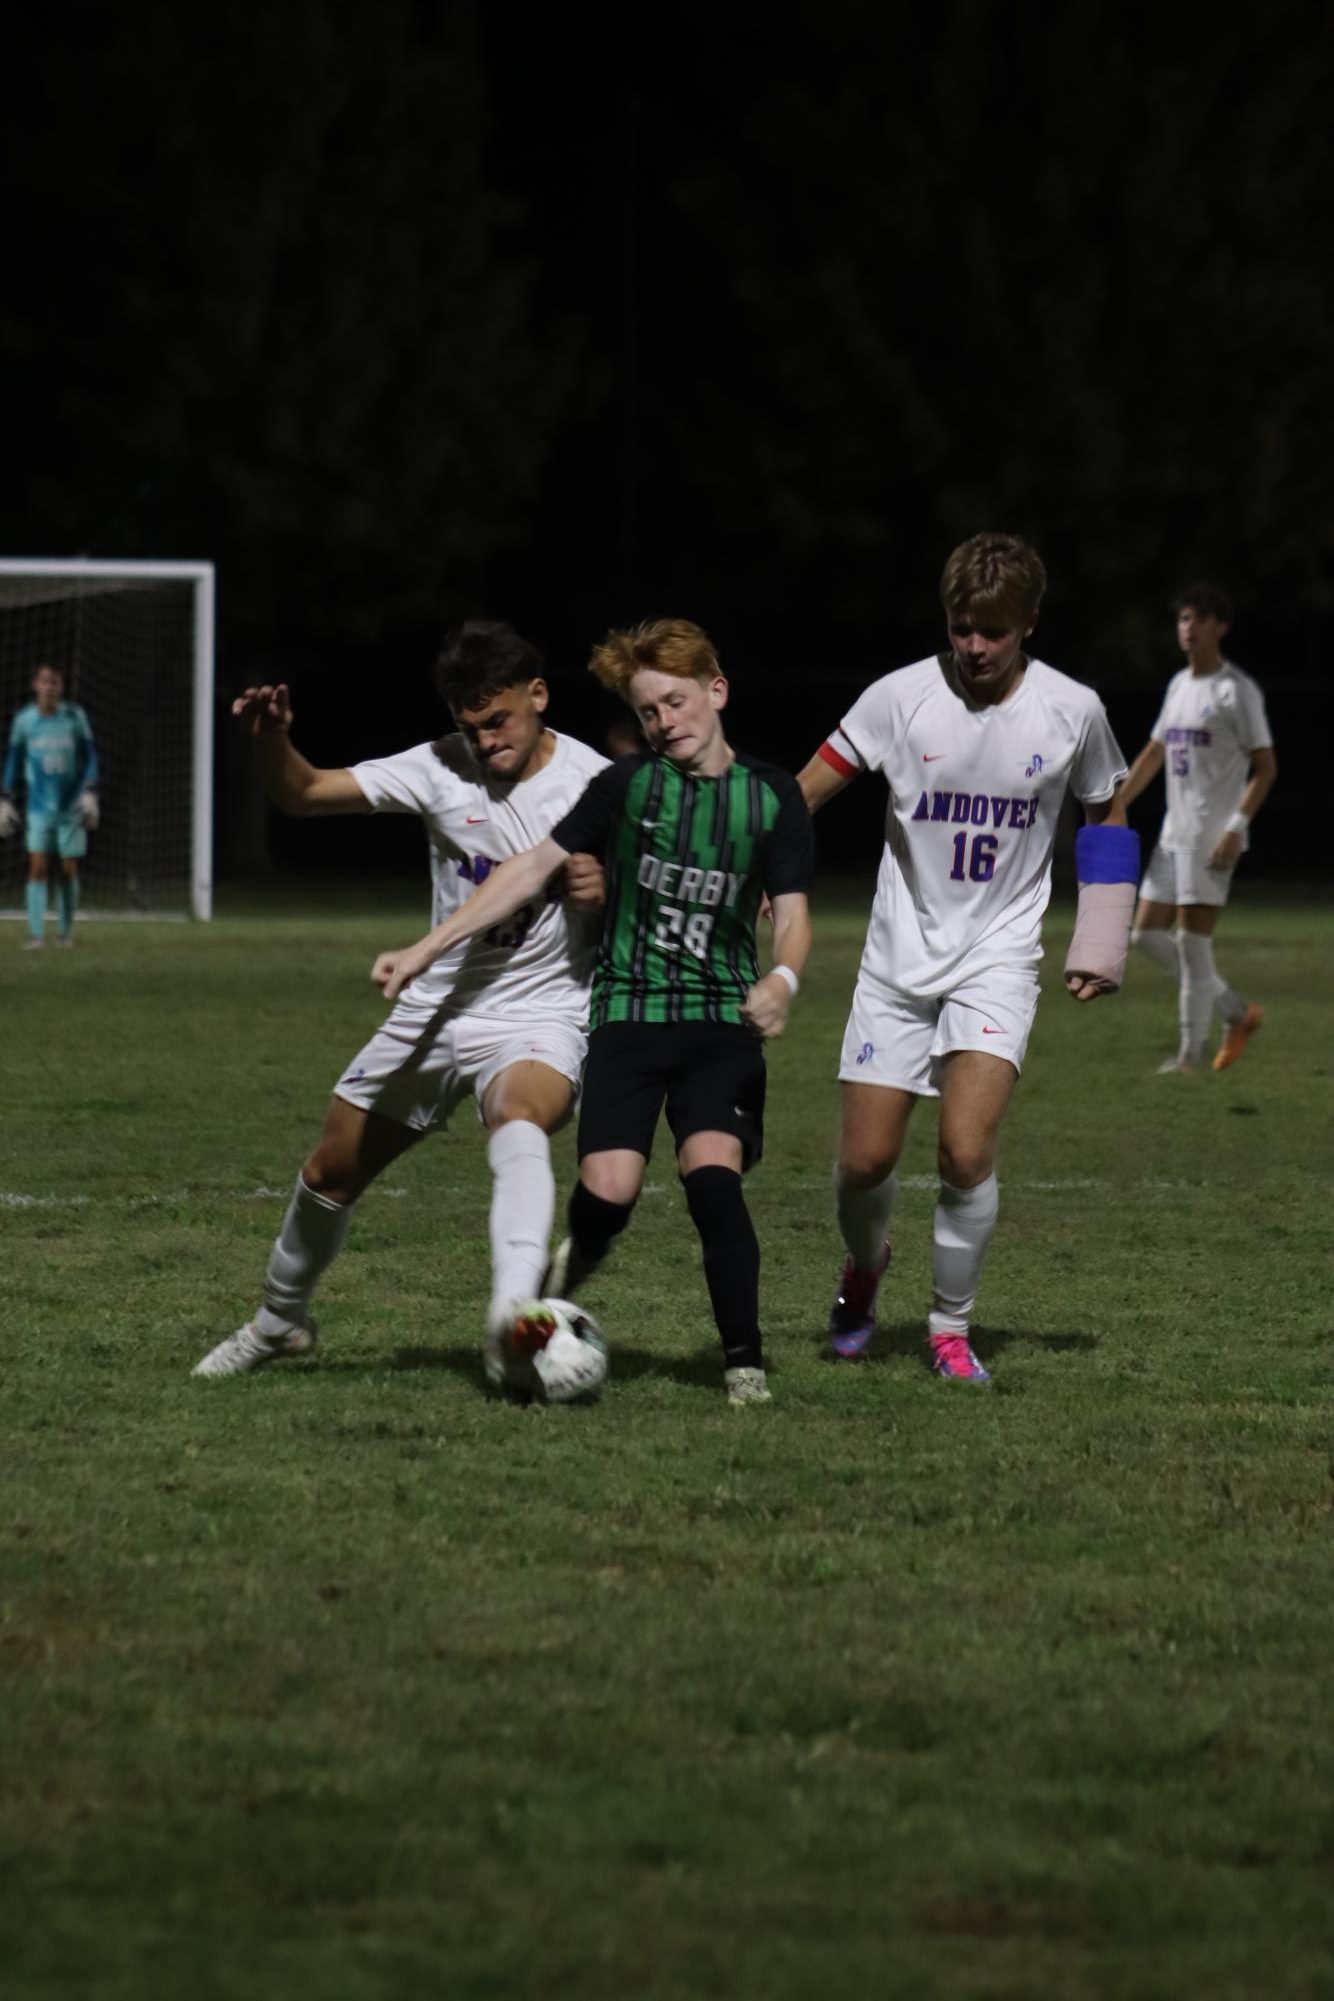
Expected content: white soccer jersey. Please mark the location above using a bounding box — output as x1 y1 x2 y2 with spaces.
1150 660 1271 854
823 655 1127 996
351 730 608 1024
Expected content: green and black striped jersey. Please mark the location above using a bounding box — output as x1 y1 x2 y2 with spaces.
550 750 814 1028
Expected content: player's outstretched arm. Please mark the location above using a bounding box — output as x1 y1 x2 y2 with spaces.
740 892 812 1038
372 836 569 1003
233 682 371 817
1112 739 1165 816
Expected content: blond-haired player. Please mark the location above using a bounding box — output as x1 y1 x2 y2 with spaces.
1119 583 1277 1074
373 618 815 1405
797 533 1133 1383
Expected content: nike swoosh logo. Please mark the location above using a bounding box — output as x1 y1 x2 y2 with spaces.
982 1026 1002 1035
923 754 945 762
466 816 486 825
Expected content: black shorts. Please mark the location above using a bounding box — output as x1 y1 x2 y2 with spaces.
577 1020 768 1170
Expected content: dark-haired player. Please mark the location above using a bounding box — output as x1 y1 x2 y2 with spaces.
193 621 607 1377
0 664 99 948
1120 583 1277 1074
373 618 814 1405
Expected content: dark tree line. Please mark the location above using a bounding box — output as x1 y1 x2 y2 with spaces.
490 1 1334 688
3 5 576 642
2 3 1328 865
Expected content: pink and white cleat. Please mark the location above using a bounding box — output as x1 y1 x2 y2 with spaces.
930 1332 991 1384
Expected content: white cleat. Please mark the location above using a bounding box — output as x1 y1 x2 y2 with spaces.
725 1366 772 1406
55 934 74 949
21 937 44 951
192 1320 317 1377
483 1300 517 1392
483 1331 507 1390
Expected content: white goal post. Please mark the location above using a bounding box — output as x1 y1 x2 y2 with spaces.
0 559 215 920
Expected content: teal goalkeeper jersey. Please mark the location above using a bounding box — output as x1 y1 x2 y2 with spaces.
3 703 99 814
549 749 814 1028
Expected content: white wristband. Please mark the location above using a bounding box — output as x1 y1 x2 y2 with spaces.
771 964 800 996
1225 811 1249 836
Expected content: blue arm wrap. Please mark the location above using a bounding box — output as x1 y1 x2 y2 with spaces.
1075 822 1139 885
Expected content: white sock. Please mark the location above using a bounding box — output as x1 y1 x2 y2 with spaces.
486 1120 555 1331
255 1174 354 1335
1132 927 1179 978
1176 931 1217 1064
1212 966 1246 1027
929 1175 999 1339
834 1164 897 1270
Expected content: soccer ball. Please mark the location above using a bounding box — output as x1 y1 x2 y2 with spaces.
504 1297 608 1403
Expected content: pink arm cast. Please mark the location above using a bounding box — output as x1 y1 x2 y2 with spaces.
1064 881 1136 992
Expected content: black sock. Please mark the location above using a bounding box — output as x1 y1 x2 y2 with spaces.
567 1181 634 1269
680 1166 763 1370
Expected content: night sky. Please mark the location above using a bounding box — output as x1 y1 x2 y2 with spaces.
3 4 1330 879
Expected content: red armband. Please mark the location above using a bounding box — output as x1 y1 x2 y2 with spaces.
818 741 858 778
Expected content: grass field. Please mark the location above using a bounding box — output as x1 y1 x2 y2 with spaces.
2 884 1332 2000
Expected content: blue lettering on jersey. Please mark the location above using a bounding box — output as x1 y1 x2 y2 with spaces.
1163 726 1212 746
911 790 1038 829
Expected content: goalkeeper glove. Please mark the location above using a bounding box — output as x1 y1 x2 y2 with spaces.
0 795 18 840
79 790 100 831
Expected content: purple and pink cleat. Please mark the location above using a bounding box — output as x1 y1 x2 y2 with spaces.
929 1333 991 1384
827 1245 891 1358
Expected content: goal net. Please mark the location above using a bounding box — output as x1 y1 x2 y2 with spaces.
0 560 214 919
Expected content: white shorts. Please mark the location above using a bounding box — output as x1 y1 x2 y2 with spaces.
333 1009 587 1134
837 968 1039 1098
1139 842 1234 910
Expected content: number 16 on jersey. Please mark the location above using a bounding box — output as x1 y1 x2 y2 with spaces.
949 832 997 882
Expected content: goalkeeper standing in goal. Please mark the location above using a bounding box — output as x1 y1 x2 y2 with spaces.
374 618 815 1406
796 533 1133 1385
193 621 609 1379
1 663 100 948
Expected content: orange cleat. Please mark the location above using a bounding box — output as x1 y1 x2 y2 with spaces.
1212 1003 1264 1072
